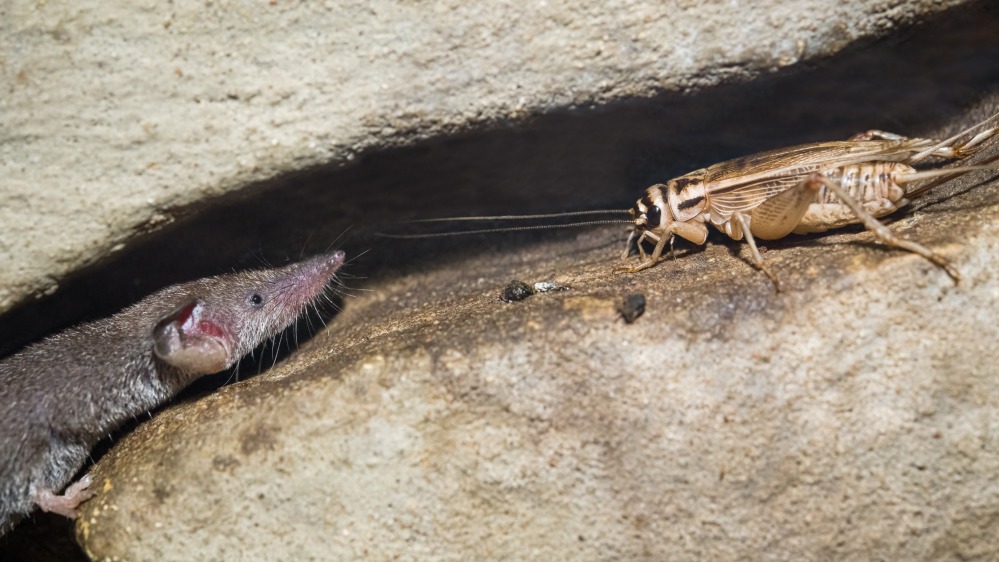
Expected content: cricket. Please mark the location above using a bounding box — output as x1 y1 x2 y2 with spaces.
384 111 999 287
620 112 999 286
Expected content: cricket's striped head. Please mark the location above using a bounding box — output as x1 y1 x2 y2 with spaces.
630 170 708 237
630 184 670 236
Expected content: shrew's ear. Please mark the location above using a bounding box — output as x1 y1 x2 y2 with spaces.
152 299 229 374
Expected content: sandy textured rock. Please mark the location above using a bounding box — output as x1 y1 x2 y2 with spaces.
76 99 999 562
0 0 970 315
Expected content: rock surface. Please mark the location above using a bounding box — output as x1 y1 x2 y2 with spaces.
0 1 997 560
80 105 999 559
0 0 969 315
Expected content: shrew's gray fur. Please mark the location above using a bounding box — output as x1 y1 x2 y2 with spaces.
0 250 345 535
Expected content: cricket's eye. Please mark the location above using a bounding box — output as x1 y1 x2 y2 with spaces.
646 205 662 228
248 293 265 308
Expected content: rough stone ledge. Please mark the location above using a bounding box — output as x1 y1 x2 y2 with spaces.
77 102 999 559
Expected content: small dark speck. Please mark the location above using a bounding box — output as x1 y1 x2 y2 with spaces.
212 455 241 472
241 423 279 456
51 27 72 43
620 293 646 323
501 280 535 302
153 484 173 503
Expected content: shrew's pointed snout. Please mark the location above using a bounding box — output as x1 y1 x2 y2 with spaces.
271 250 347 308
315 249 346 277
293 249 347 279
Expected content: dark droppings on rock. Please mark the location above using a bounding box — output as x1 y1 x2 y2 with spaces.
500 280 571 303
501 280 535 302
620 293 646 323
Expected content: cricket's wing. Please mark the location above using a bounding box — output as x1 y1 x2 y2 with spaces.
703 139 934 224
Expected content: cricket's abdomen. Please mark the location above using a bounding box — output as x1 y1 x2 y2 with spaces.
793 161 914 234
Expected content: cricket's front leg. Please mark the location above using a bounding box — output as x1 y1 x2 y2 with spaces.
617 222 709 273
636 231 653 262
616 232 669 273
620 229 638 260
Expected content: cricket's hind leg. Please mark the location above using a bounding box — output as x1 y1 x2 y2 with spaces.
908 113 999 163
846 130 967 162
851 113 998 162
748 174 824 240
848 130 908 141
946 125 999 158
813 172 961 283
909 125 999 161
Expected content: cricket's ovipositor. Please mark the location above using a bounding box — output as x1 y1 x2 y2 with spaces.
381 112 999 286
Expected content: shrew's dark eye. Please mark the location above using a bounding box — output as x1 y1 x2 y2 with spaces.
646 205 662 228
249 293 264 307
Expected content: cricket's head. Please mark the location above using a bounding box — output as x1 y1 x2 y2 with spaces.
152 250 346 376
630 184 672 237
630 171 708 236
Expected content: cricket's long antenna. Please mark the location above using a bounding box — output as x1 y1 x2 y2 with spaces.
407 209 631 223
376 219 632 239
